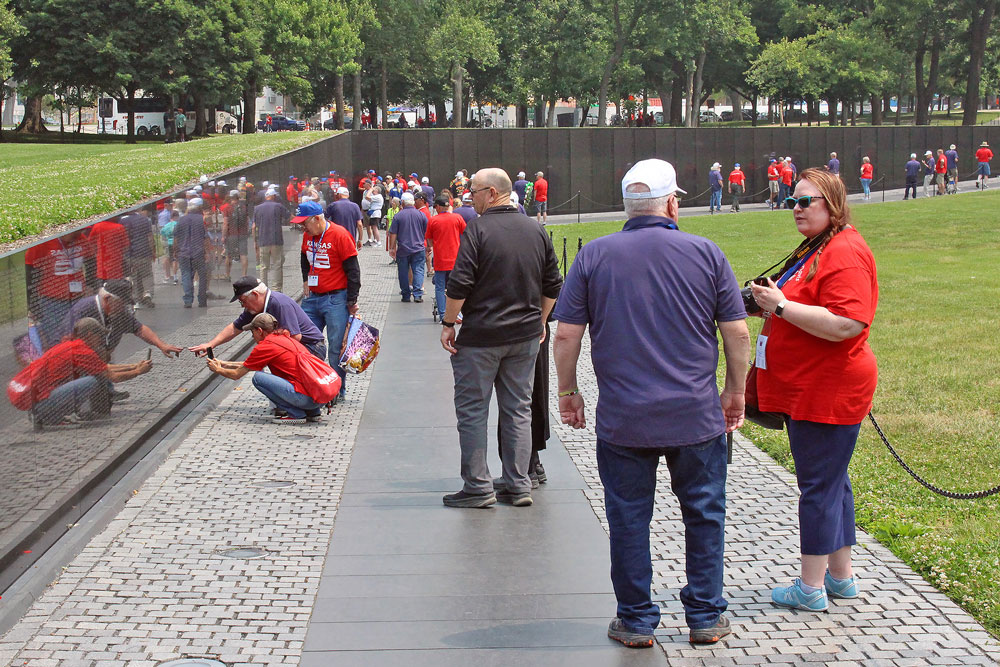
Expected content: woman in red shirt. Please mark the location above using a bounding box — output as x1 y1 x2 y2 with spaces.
750 168 878 613
859 157 873 200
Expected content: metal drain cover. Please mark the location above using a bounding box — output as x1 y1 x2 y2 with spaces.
216 547 267 559
158 660 227 667
251 480 295 489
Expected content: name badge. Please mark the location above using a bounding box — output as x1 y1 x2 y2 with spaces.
755 334 768 370
69 281 83 293
307 275 319 287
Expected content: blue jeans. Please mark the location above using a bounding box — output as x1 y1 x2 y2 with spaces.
596 435 728 633
433 270 450 311
178 255 207 306
35 296 75 350
861 178 871 196
778 182 790 203
301 290 348 397
397 251 425 300
34 375 102 423
251 372 322 418
709 190 722 211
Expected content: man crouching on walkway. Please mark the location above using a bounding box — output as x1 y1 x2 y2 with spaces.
552 159 750 647
439 167 562 508
206 313 338 423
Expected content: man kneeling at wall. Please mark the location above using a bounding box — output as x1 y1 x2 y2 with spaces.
206 313 341 423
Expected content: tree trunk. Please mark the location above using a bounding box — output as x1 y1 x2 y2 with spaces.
352 72 362 130
125 87 137 144
656 86 670 125
193 92 206 136
435 100 447 127
685 63 695 127
241 79 257 133
777 99 784 125
547 98 556 126
58 91 65 136
335 74 345 130
0 89 5 142
871 93 882 125
691 50 706 128
516 103 527 128
840 98 847 126
963 0 996 125
670 62 685 125
380 60 388 128
452 62 463 128
914 31 941 125
751 95 758 127
828 97 837 126
15 95 47 134
596 2 639 127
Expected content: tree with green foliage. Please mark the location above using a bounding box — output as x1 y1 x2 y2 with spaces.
0 0 24 141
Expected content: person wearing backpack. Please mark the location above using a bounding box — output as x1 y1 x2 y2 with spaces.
206 313 341 422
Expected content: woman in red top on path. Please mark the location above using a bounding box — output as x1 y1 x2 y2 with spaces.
728 164 745 212
975 141 993 188
859 157 874 200
935 149 948 196
750 168 878 613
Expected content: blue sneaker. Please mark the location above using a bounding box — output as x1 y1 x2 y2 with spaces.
825 571 860 599
771 578 828 611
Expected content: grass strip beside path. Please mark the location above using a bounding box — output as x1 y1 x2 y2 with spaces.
0 132 335 244
550 192 1000 636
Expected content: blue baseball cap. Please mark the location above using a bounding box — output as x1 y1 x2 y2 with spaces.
735 163 741 168
289 175 296 180
410 172 418 178
290 200 324 224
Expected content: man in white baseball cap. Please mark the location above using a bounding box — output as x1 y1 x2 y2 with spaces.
552 156 748 648
325 185 363 248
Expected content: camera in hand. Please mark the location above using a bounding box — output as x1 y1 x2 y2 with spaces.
741 277 769 315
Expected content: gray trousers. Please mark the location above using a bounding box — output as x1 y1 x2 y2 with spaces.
451 338 539 494
259 245 284 292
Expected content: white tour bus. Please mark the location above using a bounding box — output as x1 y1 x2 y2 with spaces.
97 97 238 136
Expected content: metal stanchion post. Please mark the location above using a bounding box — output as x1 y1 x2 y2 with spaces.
577 191 581 225
562 237 567 278
727 432 733 465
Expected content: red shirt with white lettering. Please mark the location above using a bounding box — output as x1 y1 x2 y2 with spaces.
7 339 107 410
301 222 358 293
757 226 878 424
24 237 92 300
728 170 745 186
780 166 794 186
425 212 467 271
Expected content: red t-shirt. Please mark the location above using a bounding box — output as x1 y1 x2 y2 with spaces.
243 333 310 394
301 222 358 293
24 237 92 300
417 204 431 222
767 164 780 181
780 166 794 185
728 170 745 186
860 163 874 179
935 155 947 173
757 226 878 424
534 178 548 202
89 220 129 280
7 339 107 410
976 147 993 162
286 183 298 203
425 212 467 271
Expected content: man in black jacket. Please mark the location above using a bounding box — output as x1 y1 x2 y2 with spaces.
439 168 562 508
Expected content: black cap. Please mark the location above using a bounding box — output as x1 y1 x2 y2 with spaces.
230 275 260 302
434 195 451 207
413 190 427 201
102 279 133 304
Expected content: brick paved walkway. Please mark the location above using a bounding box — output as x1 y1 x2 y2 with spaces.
0 247 997 666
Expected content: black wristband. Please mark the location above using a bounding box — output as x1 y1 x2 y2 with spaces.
441 320 455 328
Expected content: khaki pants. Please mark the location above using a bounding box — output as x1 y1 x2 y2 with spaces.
259 245 284 292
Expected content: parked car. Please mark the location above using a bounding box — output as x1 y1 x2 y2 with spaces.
323 115 353 130
699 111 720 123
265 115 306 131
653 111 664 124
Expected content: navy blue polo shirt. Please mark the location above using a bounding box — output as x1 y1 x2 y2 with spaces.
553 216 745 448
906 160 922 179
388 207 428 256
455 205 479 223
232 290 324 348
174 212 207 260
326 199 363 239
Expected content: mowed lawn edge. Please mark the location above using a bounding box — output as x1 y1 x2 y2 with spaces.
549 192 1000 637
0 132 336 245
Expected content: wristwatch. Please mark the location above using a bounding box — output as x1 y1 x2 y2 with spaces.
774 299 788 318
441 320 455 328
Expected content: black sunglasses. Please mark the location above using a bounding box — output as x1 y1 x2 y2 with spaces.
784 195 826 209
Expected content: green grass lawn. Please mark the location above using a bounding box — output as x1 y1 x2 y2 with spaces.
550 191 1000 636
0 132 336 243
